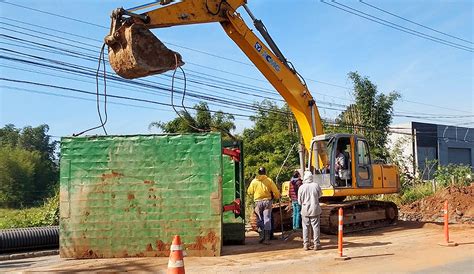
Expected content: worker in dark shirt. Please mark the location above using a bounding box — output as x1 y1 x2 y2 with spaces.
289 170 303 230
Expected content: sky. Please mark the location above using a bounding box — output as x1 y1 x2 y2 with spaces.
0 0 473 139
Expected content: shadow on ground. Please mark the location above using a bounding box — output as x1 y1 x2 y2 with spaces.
0 260 35 269
223 229 393 256
223 221 450 256
47 258 166 273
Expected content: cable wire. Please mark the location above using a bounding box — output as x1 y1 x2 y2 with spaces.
73 43 108 136
2 44 471 124
359 0 473 45
0 13 470 114
2 80 473 142
170 54 207 132
321 0 473 52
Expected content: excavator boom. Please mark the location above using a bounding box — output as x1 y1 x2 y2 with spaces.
104 0 324 160
105 0 400 234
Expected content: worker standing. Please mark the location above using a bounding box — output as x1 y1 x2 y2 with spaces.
298 170 322 251
289 170 302 230
247 167 281 245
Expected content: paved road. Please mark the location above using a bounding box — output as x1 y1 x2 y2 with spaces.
414 258 474 274
1 222 473 273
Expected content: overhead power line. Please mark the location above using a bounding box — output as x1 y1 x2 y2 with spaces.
1 39 472 125
1 8 470 115
5 43 471 121
321 0 473 52
359 0 473 45
1 1 107 29
1 6 471 121
2 19 471 119
3 85 262 121
0 78 253 118
0 12 470 115
4 82 473 143
0 2 359 89
0 46 350 115
1 25 472 125
3 22 469 118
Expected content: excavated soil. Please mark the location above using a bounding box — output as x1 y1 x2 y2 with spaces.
399 185 474 223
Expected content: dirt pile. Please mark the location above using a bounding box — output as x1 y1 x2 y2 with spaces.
399 185 474 223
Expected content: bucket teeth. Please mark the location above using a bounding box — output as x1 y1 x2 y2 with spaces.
106 22 184 79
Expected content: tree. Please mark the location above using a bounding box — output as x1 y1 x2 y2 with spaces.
149 102 236 139
337 72 400 159
0 124 57 162
0 147 42 207
242 100 299 183
0 124 58 208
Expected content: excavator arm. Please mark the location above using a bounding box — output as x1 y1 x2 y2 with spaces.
104 0 325 164
105 0 401 234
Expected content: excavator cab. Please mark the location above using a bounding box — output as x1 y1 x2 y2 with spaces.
307 134 399 233
308 133 400 197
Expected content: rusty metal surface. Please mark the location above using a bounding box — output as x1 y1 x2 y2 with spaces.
107 22 184 79
59 134 222 258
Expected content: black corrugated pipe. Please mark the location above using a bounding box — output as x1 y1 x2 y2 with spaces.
0 226 59 253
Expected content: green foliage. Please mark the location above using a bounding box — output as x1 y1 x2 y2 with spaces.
434 164 472 187
354 183 434 205
0 124 58 208
242 100 299 182
0 192 59 229
399 183 434 204
149 102 236 140
388 135 416 190
388 137 472 205
0 124 58 162
337 72 400 159
372 164 471 206
0 147 42 207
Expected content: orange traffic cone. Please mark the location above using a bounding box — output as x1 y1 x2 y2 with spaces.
167 235 185 274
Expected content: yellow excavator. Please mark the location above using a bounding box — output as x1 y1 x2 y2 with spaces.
104 0 399 234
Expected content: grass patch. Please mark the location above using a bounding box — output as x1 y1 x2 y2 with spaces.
399 183 434 205
346 182 435 206
0 193 59 229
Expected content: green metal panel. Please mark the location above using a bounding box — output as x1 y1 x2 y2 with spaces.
221 142 245 244
59 134 222 258
222 155 239 223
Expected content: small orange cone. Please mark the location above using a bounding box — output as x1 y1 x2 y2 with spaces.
167 235 185 274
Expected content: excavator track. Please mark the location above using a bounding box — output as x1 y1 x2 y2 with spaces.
320 200 398 234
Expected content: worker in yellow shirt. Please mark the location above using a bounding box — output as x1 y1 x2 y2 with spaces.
247 167 281 245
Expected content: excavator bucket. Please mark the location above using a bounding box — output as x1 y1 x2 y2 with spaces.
105 21 184 79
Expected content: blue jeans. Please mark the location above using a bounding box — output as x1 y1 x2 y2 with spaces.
255 200 273 231
292 201 301 229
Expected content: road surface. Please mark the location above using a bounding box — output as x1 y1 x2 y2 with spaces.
1 221 473 273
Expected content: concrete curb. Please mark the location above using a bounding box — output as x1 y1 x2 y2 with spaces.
0 250 59 261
